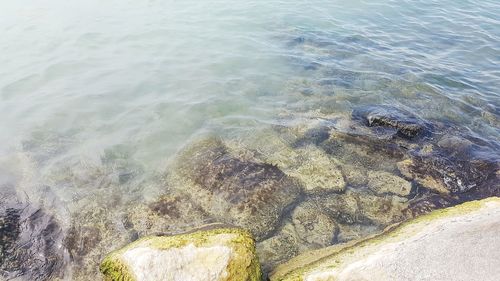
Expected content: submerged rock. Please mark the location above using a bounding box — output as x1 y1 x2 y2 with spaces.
63 203 133 280
290 201 337 248
125 192 211 237
257 189 407 273
226 130 345 194
169 137 301 240
0 187 67 281
284 146 345 194
367 170 412 196
317 188 408 227
257 223 300 274
257 199 338 272
100 226 261 281
270 197 500 281
398 146 499 195
352 105 429 139
299 108 499 200
404 194 458 217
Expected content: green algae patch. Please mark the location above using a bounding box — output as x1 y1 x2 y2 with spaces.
100 226 261 281
270 197 500 281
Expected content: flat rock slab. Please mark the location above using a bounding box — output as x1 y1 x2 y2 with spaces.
271 197 500 281
100 226 261 281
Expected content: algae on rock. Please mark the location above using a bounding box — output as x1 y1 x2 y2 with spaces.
270 197 500 281
100 226 261 281
256 189 407 273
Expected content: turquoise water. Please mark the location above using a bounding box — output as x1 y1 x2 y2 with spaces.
0 0 499 279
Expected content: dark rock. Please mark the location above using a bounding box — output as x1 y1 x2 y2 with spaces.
404 194 458 217
65 225 102 262
317 188 408 227
0 188 66 281
292 125 331 147
352 105 429 139
398 147 499 195
169 137 302 240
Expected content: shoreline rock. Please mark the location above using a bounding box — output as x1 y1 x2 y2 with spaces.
270 197 500 281
100 226 261 281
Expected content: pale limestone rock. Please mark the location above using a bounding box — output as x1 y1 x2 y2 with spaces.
100 227 261 281
122 244 232 281
270 197 500 281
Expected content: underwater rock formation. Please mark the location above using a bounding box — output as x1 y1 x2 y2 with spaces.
285 145 345 194
168 136 302 240
316 188 408 229
270 197 500 281
100 226 261 281
257 223 301 274
367 170 412 196
0 186 67 281
398 138 499 195
257 188 408 273
63 204 133 280
291 106 499 200
351 105 429 139
125 192 211 237
107 105 497 279
225 130 345 194
290 201 337 248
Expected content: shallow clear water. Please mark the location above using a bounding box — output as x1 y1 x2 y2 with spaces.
0 0 499 279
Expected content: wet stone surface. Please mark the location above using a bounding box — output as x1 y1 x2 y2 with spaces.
3 102 498 280
144 104 498 274
0 186 67 281
352 105 430 139
251 105 498 272
399 142 499 195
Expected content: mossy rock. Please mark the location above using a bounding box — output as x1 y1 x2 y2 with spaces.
100 226 261 281
270 197 500 281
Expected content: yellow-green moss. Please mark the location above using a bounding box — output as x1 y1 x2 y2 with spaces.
270 197 500 281
100 226 261 281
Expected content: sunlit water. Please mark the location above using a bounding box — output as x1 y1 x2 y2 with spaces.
0 0 499 279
